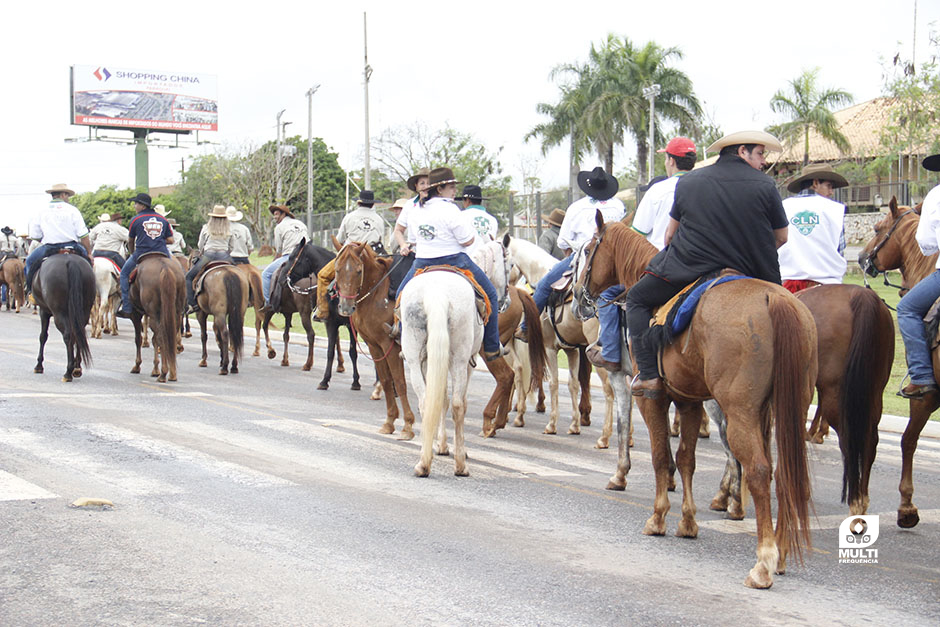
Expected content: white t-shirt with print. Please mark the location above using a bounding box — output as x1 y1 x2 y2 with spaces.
558 195 626 251
29 200 89 245
411 197 475 259
632 175 682 251
916 183 940 268
394 196 421 245
777 193 847 283
463 205 498 257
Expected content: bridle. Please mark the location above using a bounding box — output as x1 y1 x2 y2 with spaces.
861 208 914 296
574 228 606 312
335 245 406 306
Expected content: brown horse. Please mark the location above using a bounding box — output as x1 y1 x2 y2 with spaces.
1 256 26 313
232 262 264 357
129 254 186 382
194 264 248 375
858 196 937 528
174 254 192 339
575 218 816 589
31 253 95 382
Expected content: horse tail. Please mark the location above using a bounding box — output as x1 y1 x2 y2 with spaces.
246 266 263 309
159 264 179 373
224 271 244 361
767 291 813 563
11 258 26 309
66 258 93 365
518 288 546 390
421 292 450 460
839 288 894 505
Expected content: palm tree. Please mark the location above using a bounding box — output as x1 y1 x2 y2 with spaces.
769 68 854 165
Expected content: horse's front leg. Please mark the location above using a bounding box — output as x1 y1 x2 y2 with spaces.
34 309 51 374
596 368 614 449
348 325 360 391
131 314 143 373
318 323 335 390
197 312 209 368
543 348 560 435
605 372 633 490
898 395 939 527
280 311 292 367
387 350 415 440
262 310 276 359
639 395 673 535
215 315 229 375
301 310 315 372
566 348 581 435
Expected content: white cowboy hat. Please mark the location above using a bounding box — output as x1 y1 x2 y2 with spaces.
45 183 75 197
225 205 244 222
208 204 229 219
154 204 170 217
98 213 112 222
391 197 411 210
706 130 783 154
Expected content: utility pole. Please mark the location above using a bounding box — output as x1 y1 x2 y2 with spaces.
276 109 285 202
133 129 149 191
306 85 320 236
363 11 373 189
643 84 661 183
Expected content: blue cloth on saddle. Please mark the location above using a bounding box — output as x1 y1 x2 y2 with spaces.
670 275 749 335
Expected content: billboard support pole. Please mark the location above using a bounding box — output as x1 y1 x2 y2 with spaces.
134 129 149 191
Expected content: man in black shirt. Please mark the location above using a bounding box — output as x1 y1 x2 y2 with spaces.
626 130 788 398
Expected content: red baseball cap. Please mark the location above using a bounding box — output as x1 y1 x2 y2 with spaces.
657 137 697 157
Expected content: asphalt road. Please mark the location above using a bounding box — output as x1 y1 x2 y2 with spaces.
1 309 938 626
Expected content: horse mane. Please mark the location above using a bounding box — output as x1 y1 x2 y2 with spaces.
894 210 938 286
471 240 502 279
288 240 334 281
601 222 659 286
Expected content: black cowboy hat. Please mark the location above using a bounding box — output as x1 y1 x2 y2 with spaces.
358 190 375 205
923 154 940 172
128 192 152 208
457 184 488 201
577 167 619 201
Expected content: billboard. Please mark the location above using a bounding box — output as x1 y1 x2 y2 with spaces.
70 64 218 132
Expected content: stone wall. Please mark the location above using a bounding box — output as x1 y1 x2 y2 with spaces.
843 212 886 245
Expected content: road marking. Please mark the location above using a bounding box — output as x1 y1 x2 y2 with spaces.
0 469 57 502
698 509 940 534
0 428 182 496
79 423 295 488
0 392 212 399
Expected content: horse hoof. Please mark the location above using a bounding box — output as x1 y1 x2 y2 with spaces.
72 369 82 378
567 427 581 435
710 496 729 512
157 375 167 383
434 446 450 456
580 416 591 426
130 366 140 374
336 365 345 373
536 404 546 413
219 370 228 376
267 349 276 359
317 383 328 390
398 429 415 441
543 426 556 435
252 349 260 357
513 417 525 427
177 345 184 354
414 464 429 478
34 367 43 374
230 367 238 374
811 434 825 444
595 439 609 449
61 376 72 383
150 371 159 378
454 468 469 477
481 428 496 438
676 519 699 538
629 437 635 447
744 566 773 589
350 382 361 391
183 332 192 338
198 361 207 368
642 517 666 536
169 375 177 382
898 508 920 528
103 329 111 335
667 476 676 492
280 361 289 367
301 365 311 372
378 423 395 435
605 479 626 491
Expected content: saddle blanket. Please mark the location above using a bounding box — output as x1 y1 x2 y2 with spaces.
193 261 233 297
652 273 750 338
96 257 122 276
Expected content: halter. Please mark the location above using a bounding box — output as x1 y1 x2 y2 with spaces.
336 245 406 305
861 208 914 297
285 245 317 295
574 227 607 311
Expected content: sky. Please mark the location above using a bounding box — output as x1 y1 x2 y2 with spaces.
1 0 937 231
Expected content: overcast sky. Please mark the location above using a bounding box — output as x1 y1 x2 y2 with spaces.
1 0 937 230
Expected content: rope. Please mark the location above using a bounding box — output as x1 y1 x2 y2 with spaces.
348 313 396 362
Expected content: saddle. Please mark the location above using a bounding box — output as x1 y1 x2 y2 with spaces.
0 252 14 272
192 260 233 298
408 265 492 323
128 252 168 284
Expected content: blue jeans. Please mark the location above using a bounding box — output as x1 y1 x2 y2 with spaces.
533 255 572 312
598 285 625 363
396 252 501 353
897 269 940 385
262 255 290 304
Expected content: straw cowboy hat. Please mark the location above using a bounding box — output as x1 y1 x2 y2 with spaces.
706 130 783 154
427 167 459 189
268 203 295 218
542 208 565 227
391 197 411 211
577 166 619 201
45 183 75 197
785 163 849 193
923 154 940 172
406 167 431 192
153 204 169 216
97 213 112 222
207 204 229 218
167 218 178 226
225 205 244 222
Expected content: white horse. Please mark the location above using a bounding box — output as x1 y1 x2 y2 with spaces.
504 236 617 445
403 270 483 477
91 257 120 339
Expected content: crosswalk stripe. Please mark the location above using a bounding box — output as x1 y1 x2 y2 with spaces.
0 392 212 399
79 424 295 488
0 428 182 496
0 469 57 502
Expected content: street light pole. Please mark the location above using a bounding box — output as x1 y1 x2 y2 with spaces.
643 84 661 182
363 12 373 190
306 85 320 236
276 109 285 202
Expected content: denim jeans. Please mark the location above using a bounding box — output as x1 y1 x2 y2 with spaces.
598 285 625 362
533 255 572 312
396 252 501 353
262 255 290 304
897 269 940 385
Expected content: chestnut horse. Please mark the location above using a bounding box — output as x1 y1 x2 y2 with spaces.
31 253 95 382
129 254 186 382
858 197 937 528
574 218 816 589
194 264 248 375
232 262 264 357
1 256 26 313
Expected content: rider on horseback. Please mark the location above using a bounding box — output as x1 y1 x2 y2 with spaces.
626 130 789 398
24 183 92 294
261 204 307 309
186 205 235 311
896 153 940 399
116 193 175 317
391 167 505 362
225 206 253 264
89 212 129 269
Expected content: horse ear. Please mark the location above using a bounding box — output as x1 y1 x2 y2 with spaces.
502 232 511 248
595 209 605 233
299 237 307 248
889 196 898 216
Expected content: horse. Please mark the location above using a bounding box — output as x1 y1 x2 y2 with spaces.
91 257 120 338
858 196 938 528
404 270 483 477
504 235 616 444
193 263 248 375
574 216 816 589
30 253 95 382
277 239 360 391
174 254 193 339
129 254 186 382
1 256 26 313
332 242 416 438
232 262 264 357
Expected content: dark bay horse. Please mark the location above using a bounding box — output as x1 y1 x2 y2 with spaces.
574 217 816 589
1 256 26 313
195 264 248 375
130 255 185 382
31 253 95 382
858 196 937 528
278 239 360 391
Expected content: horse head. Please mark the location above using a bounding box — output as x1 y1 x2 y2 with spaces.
473 238 512 314
334 242 368 317
571 210 610 321
858 196 918 279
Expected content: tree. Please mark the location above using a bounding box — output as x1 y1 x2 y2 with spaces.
71 185 139 227
768 67 854 165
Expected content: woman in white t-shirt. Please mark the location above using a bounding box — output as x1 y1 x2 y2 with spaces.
394 167 503 361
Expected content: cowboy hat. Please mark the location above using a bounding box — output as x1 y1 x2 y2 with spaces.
391 197 411 211
268 203 295 218
923 154 940 172
542 208 566 227
207 204 229 218
706 130 783 154
97 213 112 222
785 163 849 193
406 167 431 192
639 175 668 193
154 204 169 216
167 217 178 226
129 192 152 208
225 205 244 222
357 190 375 206
577 167 619 201
457 185 489 201
45 183 75 197
1 226 13 235
428 167 459 189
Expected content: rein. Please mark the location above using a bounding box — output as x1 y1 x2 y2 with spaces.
347 314 396 363
285 247 317 295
